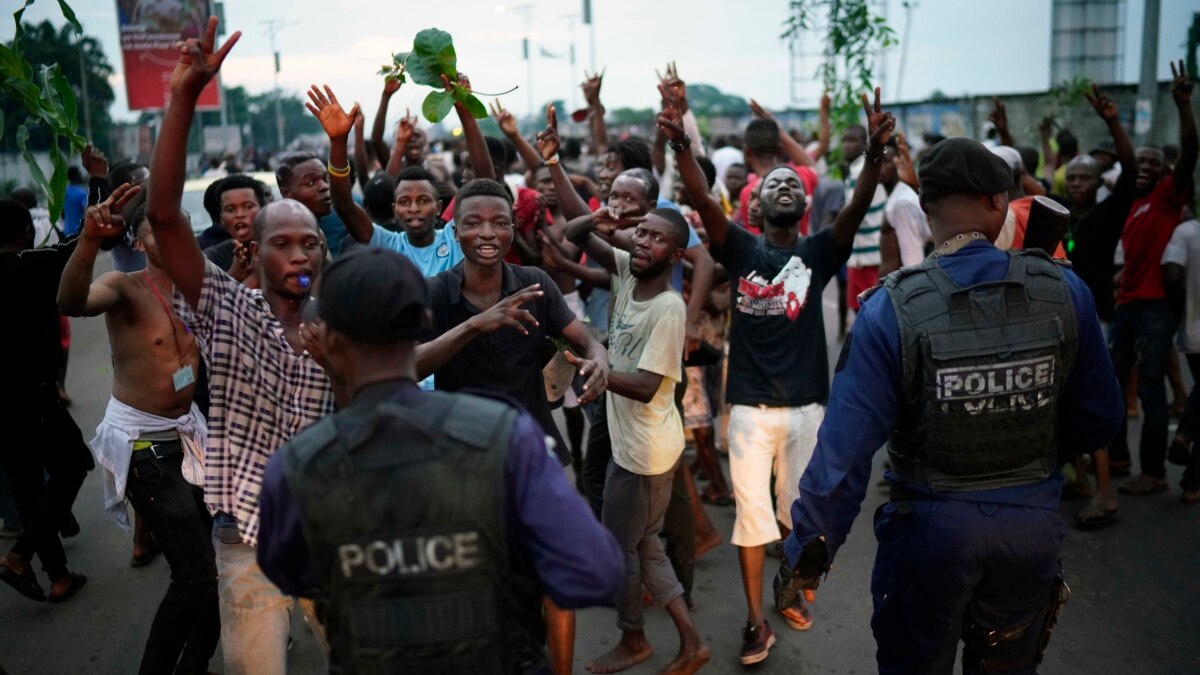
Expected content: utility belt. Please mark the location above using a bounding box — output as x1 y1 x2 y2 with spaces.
131 438 183 460
962 575 1070 674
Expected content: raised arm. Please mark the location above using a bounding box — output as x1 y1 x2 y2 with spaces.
306 85 374 244
1038 118 1057 182
447 74 495 181
351 106 372 190
385 110 418 179
58 183 141 316
537 230 611 288
810 92 832 163
145 16 240 308
1170 60 1197 192
750 98 816 168
370 78 401 166
657 89 731 246
564 210 619 272
490 99 541 174
830 88 895 256
535 104 592 221
989 97 1017 148
581 70 608 157
1084 83 1136 197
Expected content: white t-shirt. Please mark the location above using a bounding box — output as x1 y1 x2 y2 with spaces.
1162 219 1200 353
885 182 930 267
606 249 686 476
845 156 888 268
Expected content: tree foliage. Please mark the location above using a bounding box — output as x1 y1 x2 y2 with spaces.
782 0 896 172
1 1 95 223
687 84 749 118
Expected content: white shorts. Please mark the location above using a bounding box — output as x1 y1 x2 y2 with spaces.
727 403 825 547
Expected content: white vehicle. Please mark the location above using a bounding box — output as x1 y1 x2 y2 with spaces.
180 171 280 235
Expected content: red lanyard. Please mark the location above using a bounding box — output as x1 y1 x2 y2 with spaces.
141 274 188 369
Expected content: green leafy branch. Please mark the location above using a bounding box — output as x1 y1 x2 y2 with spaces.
782 0 896 175
1036 76 1094 135
378 28 515 124
2 0 87 229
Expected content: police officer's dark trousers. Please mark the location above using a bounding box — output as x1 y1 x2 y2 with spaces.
870 499 1066 675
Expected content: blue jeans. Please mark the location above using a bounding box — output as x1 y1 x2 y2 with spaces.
125 451 219 674
870 499 1066 675
1109 300 1172 477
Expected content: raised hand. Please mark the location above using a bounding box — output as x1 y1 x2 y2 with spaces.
595 205 647 234
820 91 832 115
748 98 776 121
655 85 687 144
229 239 254 282
441 72 472 94
535 103 561 161
382 76 402 97
489 99 519 137
82 144 109 179
862 87 895 150
988 96 1009 134
81 183 141 241
657 61 688 114
353 104 365 135
305 84 360 141
468 284 544 335
395 108 418 148
168 16 241 99
581 69 605 106
895 132 918 188
1171 59 1193 105
1083 83 1118 123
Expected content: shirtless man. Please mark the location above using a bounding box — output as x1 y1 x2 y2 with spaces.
57 184 219 674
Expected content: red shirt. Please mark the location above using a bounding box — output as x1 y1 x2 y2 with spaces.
737 164 818 236
1118 175 1188 304
442 186 549 264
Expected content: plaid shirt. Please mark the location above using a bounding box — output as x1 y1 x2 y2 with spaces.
175 260 333 547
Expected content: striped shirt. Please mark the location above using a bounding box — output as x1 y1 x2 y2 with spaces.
174 260 334 547
844 155 889 268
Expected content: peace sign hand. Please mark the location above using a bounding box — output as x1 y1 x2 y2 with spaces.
489 100 519 137
861 87 895 151
169 16 241 99
1083 83 1118 123
305 84 360 141
395 109 419 148
535 104 561 161
1171 59 1193 105
655 85 687 145
82 183 141 242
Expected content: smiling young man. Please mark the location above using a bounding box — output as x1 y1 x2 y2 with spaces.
308 86 463 276
662 88 893 664
143 19 335 674
570 206 711 674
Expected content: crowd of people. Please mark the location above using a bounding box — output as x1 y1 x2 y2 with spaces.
1 14 1197 675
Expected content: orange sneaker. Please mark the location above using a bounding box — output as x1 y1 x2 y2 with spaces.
780 599 813 631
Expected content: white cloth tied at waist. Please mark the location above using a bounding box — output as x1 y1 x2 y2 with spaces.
89 396 207 530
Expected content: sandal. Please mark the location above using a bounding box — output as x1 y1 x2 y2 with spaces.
1074 502 1118 529
0 562 46 602
48 572 87 604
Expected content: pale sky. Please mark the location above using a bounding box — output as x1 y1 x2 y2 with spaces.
5 0 1197 133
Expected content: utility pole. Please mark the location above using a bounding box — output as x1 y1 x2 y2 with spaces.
260 18 297 151
895 1 918 103
77 48 92 142
583 0 595 72
1135 0 1161 145
564 14 579 112
513 5 536 118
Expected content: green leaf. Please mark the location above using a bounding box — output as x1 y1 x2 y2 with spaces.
461 93 488 120
47 64 77 126
0 43 24 78
47 139 68 225
12 0 37 47
412 28 457 79
16 124 51 211
421 89 455 123
55 0 83 36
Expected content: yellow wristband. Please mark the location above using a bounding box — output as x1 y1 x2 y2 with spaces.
544 154 560 166
327 163 351 178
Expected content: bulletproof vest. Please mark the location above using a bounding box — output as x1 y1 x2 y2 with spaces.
884 250 1079 491
283 388 547 675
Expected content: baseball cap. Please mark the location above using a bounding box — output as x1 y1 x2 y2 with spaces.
312 247 434 343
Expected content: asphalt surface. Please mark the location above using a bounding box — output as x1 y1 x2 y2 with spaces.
2 253 1199 674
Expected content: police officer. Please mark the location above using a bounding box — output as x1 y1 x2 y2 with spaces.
256 247 623 674
774 138 1123 674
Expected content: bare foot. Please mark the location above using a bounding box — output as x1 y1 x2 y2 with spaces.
586 642 653 673
661 643 710 674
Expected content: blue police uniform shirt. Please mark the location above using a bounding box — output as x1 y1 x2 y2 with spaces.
368 224 464 277
257 380 623 609
784 241 1123 566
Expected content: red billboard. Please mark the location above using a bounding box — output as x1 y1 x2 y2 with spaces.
116 0 221 111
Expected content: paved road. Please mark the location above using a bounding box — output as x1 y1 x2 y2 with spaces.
3 254 1199 674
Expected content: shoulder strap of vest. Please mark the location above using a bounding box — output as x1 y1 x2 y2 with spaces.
440 393 518 454
282 415 341 474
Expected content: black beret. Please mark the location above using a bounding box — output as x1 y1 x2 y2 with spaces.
311 247 435 343
918 137 1015 201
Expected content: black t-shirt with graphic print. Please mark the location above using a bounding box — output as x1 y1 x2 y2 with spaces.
711 226 848 407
